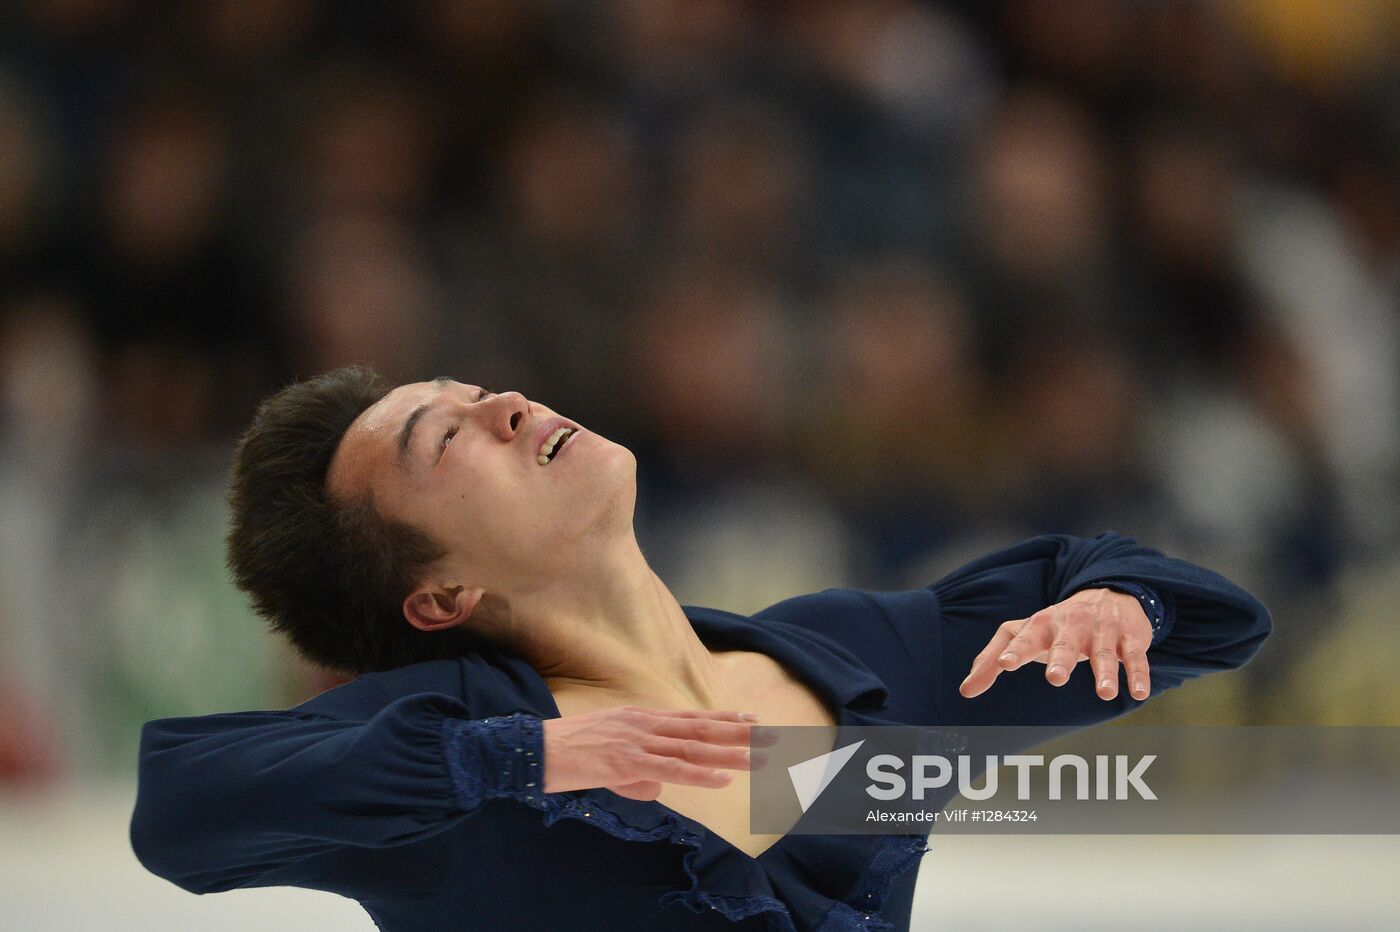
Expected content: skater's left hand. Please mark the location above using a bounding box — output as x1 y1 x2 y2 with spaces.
957 588 1154 702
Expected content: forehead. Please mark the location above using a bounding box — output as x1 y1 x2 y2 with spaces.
327 378 475 497
358 380 460 433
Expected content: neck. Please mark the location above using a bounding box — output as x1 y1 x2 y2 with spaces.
490 533 726 712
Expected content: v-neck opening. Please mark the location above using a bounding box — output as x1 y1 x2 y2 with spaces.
485 603 927 930
522 612 839 865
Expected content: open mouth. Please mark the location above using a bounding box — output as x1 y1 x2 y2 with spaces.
538 427 576 465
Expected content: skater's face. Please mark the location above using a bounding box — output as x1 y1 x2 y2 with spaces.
327 378 637 595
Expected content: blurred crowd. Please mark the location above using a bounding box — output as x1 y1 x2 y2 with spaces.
0 0 1397 790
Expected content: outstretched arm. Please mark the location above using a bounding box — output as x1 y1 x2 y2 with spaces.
129 693 545 894
130 694 764 895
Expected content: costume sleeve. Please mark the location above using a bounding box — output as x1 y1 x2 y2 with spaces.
908 531 1272 727
129 692 545 895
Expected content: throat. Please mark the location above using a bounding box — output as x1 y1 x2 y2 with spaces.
538 632 729 716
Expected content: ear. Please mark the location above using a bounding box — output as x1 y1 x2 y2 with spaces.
403 583 486 633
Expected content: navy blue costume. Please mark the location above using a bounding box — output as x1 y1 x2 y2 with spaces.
130 532 1271 931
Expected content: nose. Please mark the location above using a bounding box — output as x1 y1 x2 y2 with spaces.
478 390 530 441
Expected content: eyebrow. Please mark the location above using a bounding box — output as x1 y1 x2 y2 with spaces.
395 377 457 468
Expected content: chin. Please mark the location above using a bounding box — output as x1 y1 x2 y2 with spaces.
589 433 637 475
595 450 640 524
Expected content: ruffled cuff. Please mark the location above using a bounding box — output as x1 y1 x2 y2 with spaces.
1072 578 1176 645
441 713 546 811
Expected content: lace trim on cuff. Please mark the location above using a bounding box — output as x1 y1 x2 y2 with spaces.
442 713 545 810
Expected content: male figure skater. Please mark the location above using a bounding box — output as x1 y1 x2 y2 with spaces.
131 367 1270 930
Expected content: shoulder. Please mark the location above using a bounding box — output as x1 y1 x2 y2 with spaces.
738 588 944 719
291 650 544 722
752 587 878 622
290 660 465 720
752 586 937 633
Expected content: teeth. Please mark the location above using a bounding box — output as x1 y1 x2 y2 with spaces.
537 427 572 465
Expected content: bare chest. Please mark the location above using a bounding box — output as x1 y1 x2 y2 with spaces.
554 650 837 860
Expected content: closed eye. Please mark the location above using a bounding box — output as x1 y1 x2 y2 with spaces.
437 387 492 461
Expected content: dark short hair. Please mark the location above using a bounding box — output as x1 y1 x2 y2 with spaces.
226 365 483 674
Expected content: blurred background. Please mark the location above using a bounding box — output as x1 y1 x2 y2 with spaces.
0 0 1396 929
